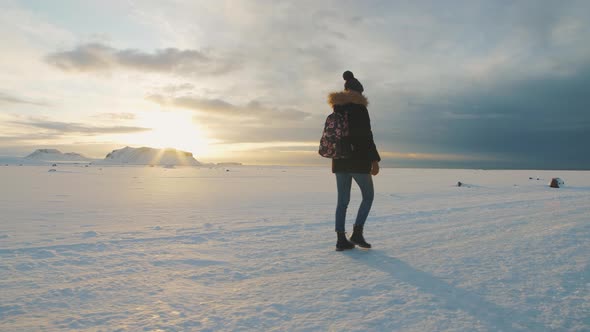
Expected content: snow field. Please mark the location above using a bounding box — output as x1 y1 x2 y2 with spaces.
0 166 588 331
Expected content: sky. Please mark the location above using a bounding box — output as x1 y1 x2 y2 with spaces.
1 0 589 169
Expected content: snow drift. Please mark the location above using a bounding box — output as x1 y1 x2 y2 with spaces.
102 146 200 166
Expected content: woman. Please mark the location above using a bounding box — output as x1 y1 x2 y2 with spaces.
330 71 381 251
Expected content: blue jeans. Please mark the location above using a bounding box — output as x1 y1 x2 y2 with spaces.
335 173 374 232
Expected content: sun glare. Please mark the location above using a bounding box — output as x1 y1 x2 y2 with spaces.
126 111 211 157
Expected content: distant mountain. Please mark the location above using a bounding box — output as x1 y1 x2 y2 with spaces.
25 149 92 162
102 146 201 166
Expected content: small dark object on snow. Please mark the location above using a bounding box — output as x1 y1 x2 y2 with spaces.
550 178 564 188
457 181 463 187
52 163 57 167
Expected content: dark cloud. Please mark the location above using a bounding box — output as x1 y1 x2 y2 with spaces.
0 92 49 106
13 118 150 135
148 94 311 122
371 65 590 169
45 43 238 75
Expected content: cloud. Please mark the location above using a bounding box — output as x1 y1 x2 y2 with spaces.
93 112 137 120
148 94 311 122
0 133 61 142
146 93 318 145
5 1 590 168
13 118 150 135
379 151 494 162
371 63 590 169
45 43 238 75
206 125 320 144
161 83 195 93
0 92 49 106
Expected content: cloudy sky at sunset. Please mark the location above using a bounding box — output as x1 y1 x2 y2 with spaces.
1 0 589 168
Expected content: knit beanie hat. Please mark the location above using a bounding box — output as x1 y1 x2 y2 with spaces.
343 71 364 93
343 70 354 81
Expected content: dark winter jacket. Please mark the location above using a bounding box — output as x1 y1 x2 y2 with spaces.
328 91 381 173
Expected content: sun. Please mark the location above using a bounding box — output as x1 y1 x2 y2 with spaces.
125 110 211 157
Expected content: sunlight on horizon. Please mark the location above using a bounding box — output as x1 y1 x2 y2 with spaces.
119 110 213 158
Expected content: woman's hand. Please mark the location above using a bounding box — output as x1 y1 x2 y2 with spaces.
371 161 380 176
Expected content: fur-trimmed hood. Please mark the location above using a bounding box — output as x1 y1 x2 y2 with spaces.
328 91 368 107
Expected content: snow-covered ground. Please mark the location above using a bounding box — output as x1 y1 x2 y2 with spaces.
1 165 588 331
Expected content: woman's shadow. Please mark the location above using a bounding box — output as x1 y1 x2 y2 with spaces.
346 250 548 331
